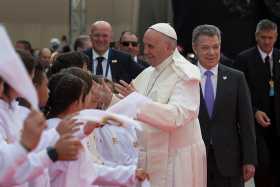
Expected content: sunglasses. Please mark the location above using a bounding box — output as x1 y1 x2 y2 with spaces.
121 41 138 47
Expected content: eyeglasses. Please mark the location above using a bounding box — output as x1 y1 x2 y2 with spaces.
121 41 138 47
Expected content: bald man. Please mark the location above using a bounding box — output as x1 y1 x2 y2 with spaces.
84 21 144 83
114 23 207 187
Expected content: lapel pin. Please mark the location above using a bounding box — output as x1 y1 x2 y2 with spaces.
112 59 118 63
222 76 227 80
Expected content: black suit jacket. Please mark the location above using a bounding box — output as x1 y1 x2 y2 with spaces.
198 64 257 177
84 48 144 83
235 47 280 135
137 58 149 68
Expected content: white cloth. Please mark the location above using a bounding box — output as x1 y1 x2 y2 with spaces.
77 109 142 187
77 109 141 167
0 25 38 109
47 117 137 187
0 99 52 187
108 92 152 119
128 48 207 187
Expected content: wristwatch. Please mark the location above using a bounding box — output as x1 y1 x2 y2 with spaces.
47 147 58 162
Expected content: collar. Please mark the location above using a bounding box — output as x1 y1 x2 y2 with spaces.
198 62 218 77
0 99 17 111
92 48 109 60
154 54 173 72
257 46 273 62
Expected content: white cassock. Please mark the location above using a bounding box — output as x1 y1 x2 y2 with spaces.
125 49 207 187
0 100 58 187
47 117 138 187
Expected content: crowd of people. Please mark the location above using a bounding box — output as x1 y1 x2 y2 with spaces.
0 18 279 187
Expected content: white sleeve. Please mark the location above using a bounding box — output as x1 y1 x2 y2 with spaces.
92 163 136 186
8 149 53 185
33 128 60 152
0 140 28 185
137 79 200 132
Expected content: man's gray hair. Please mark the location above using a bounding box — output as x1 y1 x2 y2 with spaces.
192 24 221 44
256 19 277 34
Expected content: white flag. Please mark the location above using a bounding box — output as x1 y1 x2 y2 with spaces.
0 25 38 109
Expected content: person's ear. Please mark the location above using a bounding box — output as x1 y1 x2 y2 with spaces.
192 43 197 55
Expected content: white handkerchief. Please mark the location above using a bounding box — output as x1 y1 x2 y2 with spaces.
108 92 152 118
74 109 142 130
0 25 38 109
141 179 151 187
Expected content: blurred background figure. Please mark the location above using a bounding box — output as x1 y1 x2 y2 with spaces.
38 48 52 70
49 38 61 52
73 35 92 52
15 40 33 56
119 31 149 67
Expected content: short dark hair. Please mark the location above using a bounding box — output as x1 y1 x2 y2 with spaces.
62 67 93 100
16 49 36 75
119 31 137 42
46 73 86 118
16 40 33 54
47 51 89 77
73 35 91 51
33 63 46 87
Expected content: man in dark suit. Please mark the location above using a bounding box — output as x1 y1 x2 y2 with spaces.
235 19 280 187
118 31 149 68
192 24 257 187
84 21 144 83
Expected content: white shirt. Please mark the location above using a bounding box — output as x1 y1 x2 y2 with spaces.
257 46 274 76
92 49 112 80
47 117 137 187
198 62 218 98
0 99 53 187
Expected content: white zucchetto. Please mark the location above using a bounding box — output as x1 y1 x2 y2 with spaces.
149 23 177 40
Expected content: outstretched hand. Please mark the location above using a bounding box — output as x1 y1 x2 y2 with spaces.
114 80 136 97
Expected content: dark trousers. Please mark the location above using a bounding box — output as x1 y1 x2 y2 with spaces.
207 148 243 187
255 98 280 187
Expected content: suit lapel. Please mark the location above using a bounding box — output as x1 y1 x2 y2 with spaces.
87 49 94 73
108 48 117 81
254 47 271 80
211 65 226 119
273 48 280 80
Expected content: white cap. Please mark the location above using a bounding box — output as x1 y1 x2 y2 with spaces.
149 23 177 40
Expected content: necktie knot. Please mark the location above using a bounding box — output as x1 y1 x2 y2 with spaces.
265 55 270 64
204 70 213 77
96 56 104 63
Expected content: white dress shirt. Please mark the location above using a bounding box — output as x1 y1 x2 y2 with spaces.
0 99 53 187
257 46 273 76
92 49 112 80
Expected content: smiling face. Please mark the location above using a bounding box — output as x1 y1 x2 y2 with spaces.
90 21 113 55
192 34 221 70
143 29 174 67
